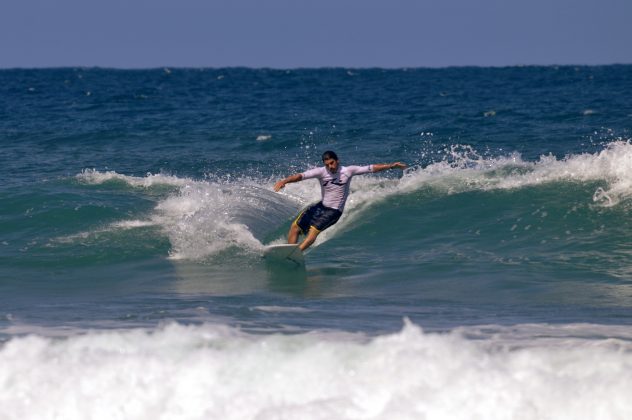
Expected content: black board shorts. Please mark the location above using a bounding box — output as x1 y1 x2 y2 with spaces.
294 202 342 234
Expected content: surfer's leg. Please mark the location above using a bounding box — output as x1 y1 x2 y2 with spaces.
289 204 314 244
299 227 320 251
288 223 301 244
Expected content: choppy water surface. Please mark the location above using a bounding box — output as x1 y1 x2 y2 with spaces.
1 66 632 419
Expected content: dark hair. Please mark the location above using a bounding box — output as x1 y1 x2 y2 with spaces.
321 150 338 161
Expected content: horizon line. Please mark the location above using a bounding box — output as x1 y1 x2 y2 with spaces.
1 62 631 71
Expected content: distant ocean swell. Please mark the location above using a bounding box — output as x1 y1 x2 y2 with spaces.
1 321 631 420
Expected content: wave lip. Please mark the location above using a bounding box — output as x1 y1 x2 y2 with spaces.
76 168 192 188
397 140 632 206
1 321 632 420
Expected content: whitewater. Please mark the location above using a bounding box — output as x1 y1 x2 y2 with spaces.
2 322 632 420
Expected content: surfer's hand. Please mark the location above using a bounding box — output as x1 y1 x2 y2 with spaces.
274 180 285 192
274 174 303 191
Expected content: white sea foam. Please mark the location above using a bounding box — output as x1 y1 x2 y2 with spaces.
1 321 631 420
153 181 292 260
77 169 192 188
111 220 157 229
53 219 158 244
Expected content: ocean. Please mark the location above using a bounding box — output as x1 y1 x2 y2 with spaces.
1 66 632 419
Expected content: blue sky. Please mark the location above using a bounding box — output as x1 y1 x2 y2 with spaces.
1 0 630 68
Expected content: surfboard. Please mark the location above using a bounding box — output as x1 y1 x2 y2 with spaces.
263 244 305 269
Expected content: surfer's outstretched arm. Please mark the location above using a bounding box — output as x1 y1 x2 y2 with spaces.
371 162 408 173
274 174 303 192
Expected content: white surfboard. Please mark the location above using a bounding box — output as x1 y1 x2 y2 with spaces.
263 244 305 269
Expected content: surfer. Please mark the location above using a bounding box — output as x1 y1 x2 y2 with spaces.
274 151 407 251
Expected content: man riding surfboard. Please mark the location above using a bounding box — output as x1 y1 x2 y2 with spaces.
274 151 407 251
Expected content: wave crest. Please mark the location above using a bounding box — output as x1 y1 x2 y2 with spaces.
399 140 632 206
76 168 192 188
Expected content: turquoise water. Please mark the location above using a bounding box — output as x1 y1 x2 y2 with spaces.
2 67 632 418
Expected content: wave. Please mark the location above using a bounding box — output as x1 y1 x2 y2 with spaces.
399 140 632 206
2 320 632 420
314 140 632 243
69 140 632 263
76 170 301 260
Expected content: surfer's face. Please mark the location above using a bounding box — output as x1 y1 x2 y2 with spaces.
323 158 339 173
